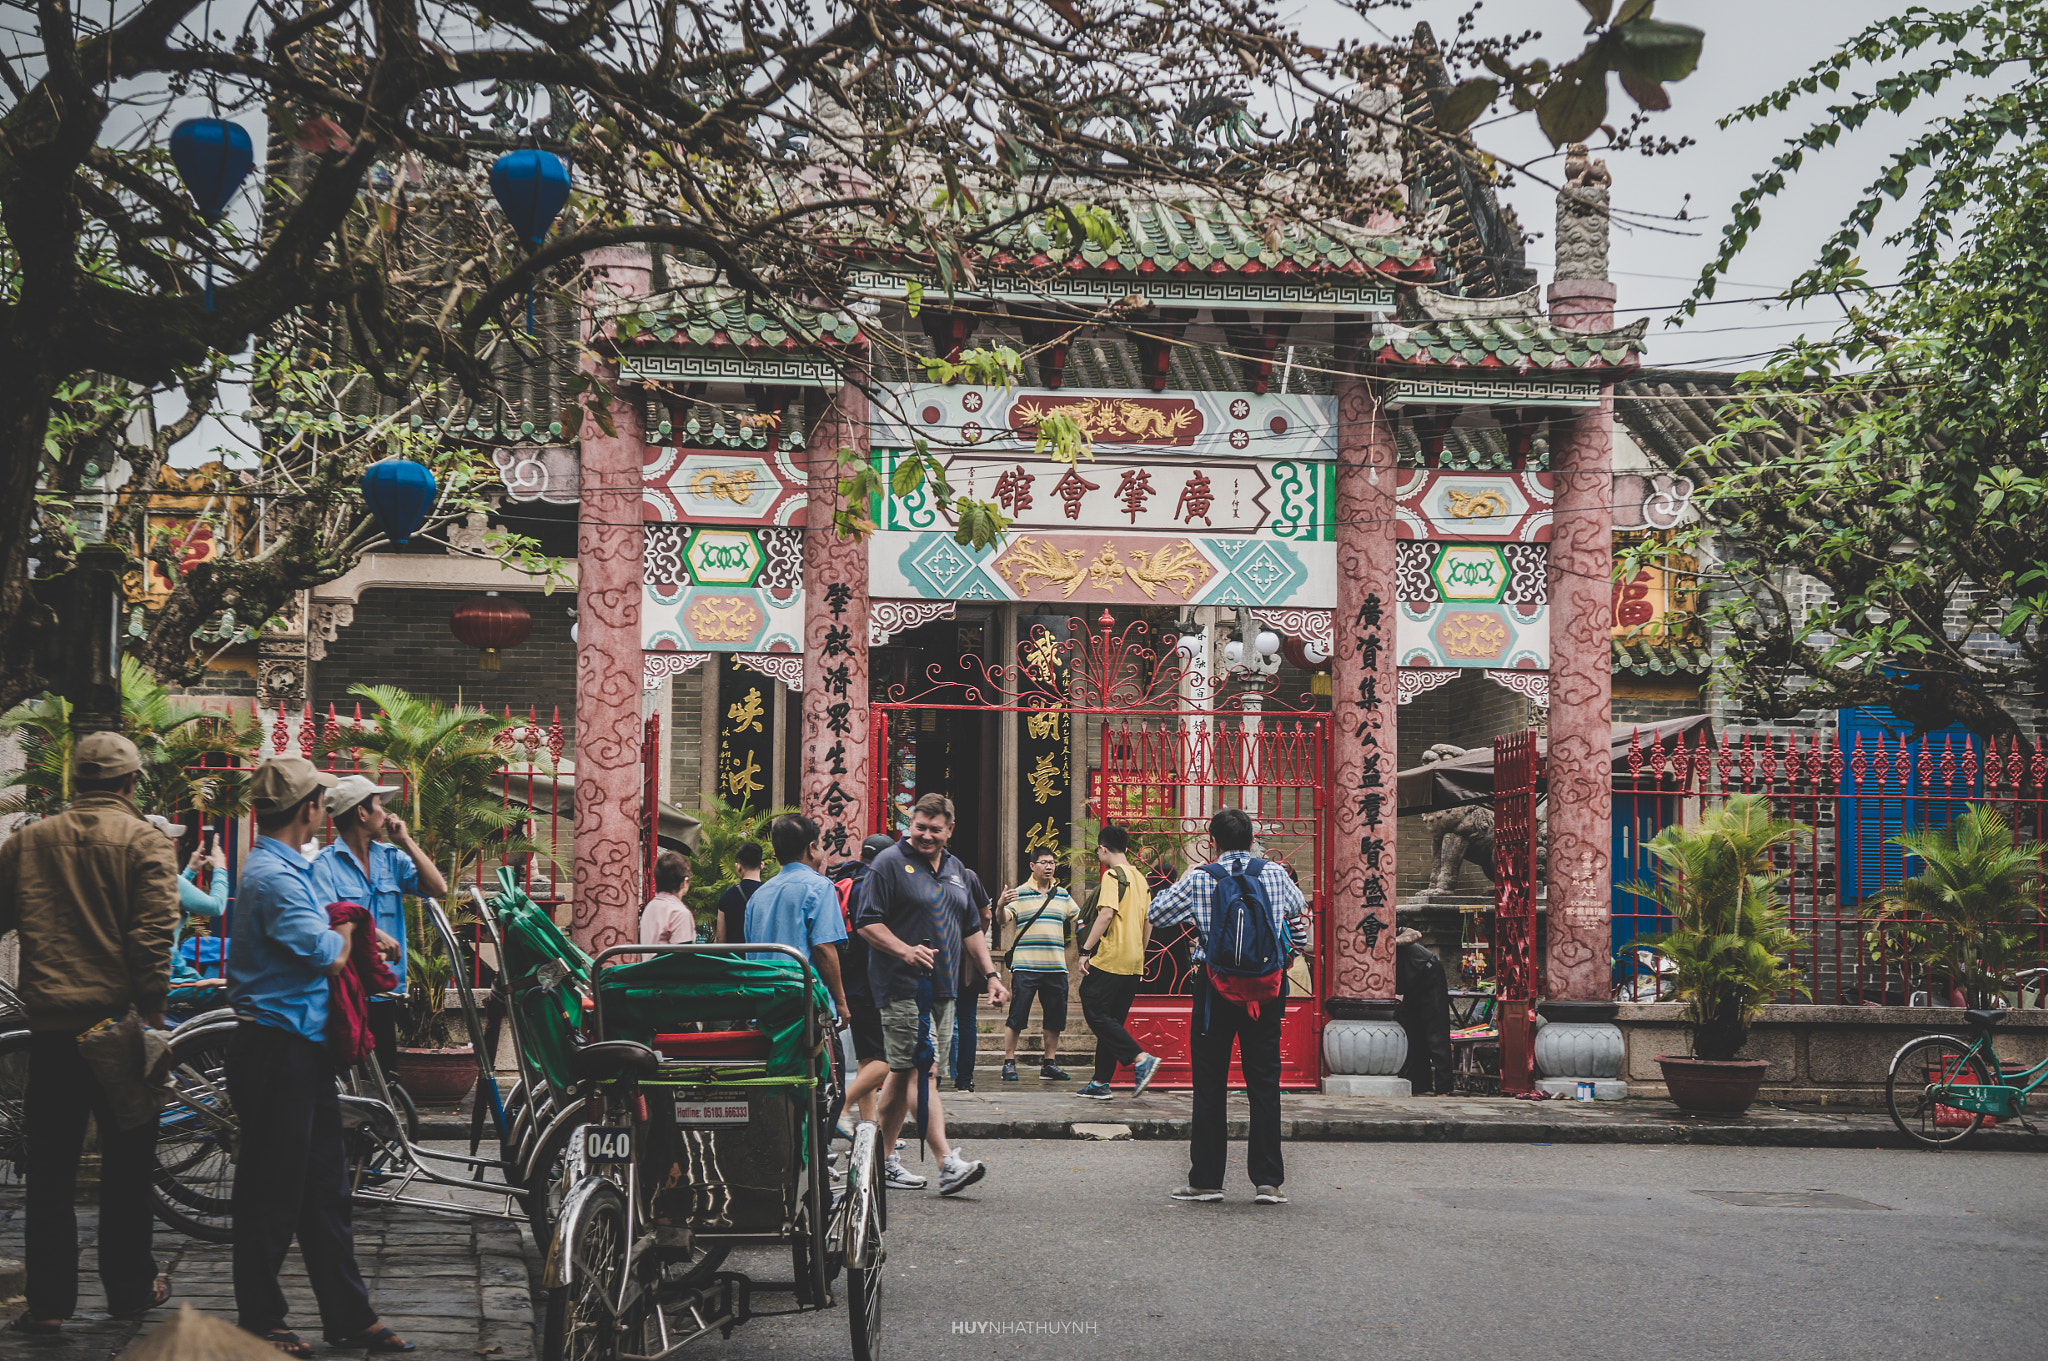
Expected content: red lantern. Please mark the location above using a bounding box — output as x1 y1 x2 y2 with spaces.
1279 634 1331 673
448 593 533 671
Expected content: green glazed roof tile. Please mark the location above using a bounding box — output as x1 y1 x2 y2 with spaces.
627 287 860 353
1374 314 1648 373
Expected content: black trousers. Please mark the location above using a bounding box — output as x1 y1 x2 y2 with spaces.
1399 992 1457 1096
1079 969 1143 1083
226 1023 376 1339
24 1030 159 1319
1187 971 1284 1191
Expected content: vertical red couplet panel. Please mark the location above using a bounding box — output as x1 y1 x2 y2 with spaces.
801 372 871 859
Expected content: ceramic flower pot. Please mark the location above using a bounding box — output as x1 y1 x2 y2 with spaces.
1656 1055 1768 1116
391 1046 477 1105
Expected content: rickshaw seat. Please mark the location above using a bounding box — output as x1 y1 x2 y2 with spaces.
573 1040 662 1082
653 1030 771 1063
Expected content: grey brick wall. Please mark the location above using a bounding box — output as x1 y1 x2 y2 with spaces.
312 588 579 748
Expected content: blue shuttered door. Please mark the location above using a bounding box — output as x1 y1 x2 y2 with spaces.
1836 707 1980 905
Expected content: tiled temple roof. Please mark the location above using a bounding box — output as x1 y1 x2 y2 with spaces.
623 288 862 351
1373 315 1649 372
1614 639 1712 675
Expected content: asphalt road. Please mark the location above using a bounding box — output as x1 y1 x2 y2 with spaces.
686 1138 2046 1361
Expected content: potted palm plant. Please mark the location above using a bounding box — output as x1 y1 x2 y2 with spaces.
336 684 554 1102
1626 794 1808 1116
685 799 790 935
1864 805 2042 1009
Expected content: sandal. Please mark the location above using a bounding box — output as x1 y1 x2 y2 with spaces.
9 1315 63 1336
109 1277 172 1319
324 1325 416 1353
259 1330 315 1358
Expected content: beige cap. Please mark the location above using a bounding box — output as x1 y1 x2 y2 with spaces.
326 774 402 819
249 755 337 815
74 731 142 780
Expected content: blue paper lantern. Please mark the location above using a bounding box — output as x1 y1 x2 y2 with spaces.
169 118 254 220
361 459 438 546
489 150 573 249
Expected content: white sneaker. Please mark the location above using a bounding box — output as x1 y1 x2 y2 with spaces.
938 1156 986 1196
884 1158 927 1190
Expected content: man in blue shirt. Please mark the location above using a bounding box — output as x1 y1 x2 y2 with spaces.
311 775 447 1066
227 756 412 1356
742 813 850 1023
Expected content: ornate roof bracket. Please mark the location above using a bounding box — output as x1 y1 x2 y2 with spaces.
1129 311 1194 393
920 309 979 365
1013 315 1073 390
1215 310 1297 395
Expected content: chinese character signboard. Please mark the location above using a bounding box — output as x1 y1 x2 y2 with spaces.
1016 614 1072 859
716 666 774 813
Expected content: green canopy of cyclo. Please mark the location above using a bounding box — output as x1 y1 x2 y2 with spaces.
486 869 832 1086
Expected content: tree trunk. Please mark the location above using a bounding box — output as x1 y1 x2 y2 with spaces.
0 371 63 716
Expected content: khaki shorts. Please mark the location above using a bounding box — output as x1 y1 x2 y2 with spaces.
880 995 957 1073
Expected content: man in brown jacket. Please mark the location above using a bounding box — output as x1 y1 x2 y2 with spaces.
0 731 180 1332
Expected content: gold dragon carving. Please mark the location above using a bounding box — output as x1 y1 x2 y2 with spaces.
1010 396 1198 443
687 467 759 504
997 537 1212 602
1443 487 1511 520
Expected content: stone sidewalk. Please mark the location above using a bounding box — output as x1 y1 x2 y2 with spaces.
417 1085 2048 1151
0 1190 534 1361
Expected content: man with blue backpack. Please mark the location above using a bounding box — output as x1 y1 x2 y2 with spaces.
1147 806 1306 1205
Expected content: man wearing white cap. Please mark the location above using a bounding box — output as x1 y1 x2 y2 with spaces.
310 776 446 1067
227 755 412 1355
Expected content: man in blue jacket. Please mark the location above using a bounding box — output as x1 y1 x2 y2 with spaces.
228 756 412 1356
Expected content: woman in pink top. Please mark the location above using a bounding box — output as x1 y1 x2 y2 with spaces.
639 851 697 944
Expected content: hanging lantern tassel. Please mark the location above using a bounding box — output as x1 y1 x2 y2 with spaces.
488 150 574 336
169 119 255 311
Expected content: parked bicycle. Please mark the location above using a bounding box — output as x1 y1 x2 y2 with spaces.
1884 972 2048 1147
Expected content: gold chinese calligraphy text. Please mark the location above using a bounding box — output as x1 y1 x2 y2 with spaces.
1023 633 1063 687
722 751 764 799
686 597 760 642
1023 817 1061 855
1125 542 1211 600
726 687 765 734
997 538 1086 598
1438 612 1511 659
687 467 759 505
1026 751 1064 805
1025 706 1062 741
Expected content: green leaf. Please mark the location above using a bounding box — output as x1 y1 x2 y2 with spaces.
1615 17 1704 83
1618 69 1670 111
1577 0 1614 22
905 279 923 319
1614 0 1656 22
1436 79 1500 134
1536 61 1610 146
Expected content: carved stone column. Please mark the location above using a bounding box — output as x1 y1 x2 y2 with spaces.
572 247 650 953
800 368 871 859
1326 341 1404 1096
1541 178 1627 1094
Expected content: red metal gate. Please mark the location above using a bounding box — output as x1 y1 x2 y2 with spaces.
1491 729 1541 1093
1092 711 1331 1090
868 611 1332 1091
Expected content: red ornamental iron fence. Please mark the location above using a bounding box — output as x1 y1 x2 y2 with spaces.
1612 726 2048 1008
175 700 659 979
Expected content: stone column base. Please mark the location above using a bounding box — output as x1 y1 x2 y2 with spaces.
1534 1077 1629 1101
1323 1075 1413 1097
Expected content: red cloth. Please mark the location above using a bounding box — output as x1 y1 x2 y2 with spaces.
326 901 396 1068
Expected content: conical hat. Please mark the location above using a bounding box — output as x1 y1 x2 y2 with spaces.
121 1305 281 1361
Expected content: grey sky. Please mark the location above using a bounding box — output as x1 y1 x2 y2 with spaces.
1300 0 1995 371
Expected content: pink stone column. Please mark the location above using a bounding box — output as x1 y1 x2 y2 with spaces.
1543 276 1618 1001
572 247 650 953
800 367 871 859
1329 349 1398 1006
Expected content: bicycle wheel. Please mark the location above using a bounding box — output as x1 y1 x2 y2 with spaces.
845 1126 885 1361
541 1191 630 1361
1887 1035 1993 1148
151 1024 239 1241
0 1030 31 1188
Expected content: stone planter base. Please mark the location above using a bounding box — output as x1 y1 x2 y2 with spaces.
1657 1056 1767 1116
1321 1018 1408 1078
1322 1076 1412 1097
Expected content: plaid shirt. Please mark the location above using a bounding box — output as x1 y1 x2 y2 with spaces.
1147 853 1306 963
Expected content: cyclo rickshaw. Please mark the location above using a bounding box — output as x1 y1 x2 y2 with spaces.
147 869 887 1361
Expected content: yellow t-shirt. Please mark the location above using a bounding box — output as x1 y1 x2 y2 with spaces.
1089 865 1150 976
